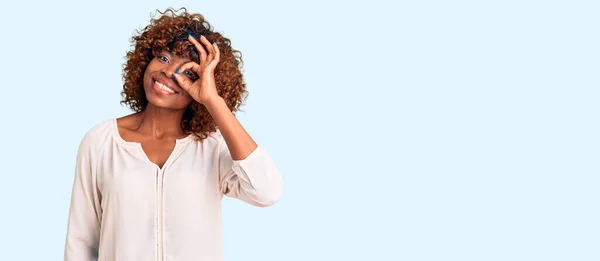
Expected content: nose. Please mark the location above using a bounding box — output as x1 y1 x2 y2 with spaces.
161 67 177 79
161 61 184 79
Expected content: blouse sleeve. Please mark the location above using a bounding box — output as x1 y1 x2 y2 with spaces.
64 133 102 260
218 140 283 207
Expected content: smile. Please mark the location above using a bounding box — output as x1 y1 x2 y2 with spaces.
154 80 177 95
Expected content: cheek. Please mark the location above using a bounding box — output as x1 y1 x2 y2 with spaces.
144 60 161 76
142 63 162 88
182 94 194 104
142 66 153 83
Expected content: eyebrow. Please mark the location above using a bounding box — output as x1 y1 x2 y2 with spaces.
158 50 174 57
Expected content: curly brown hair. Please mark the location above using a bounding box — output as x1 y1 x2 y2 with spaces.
120 7 247 140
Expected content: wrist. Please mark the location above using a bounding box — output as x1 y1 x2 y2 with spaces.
203 96 226 111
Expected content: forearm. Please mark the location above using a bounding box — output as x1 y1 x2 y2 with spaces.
205 97 257 160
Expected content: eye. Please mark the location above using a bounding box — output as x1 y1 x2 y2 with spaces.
157 55 170 63
183 70 197 78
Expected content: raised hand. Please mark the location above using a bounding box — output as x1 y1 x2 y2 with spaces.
173 34 221 105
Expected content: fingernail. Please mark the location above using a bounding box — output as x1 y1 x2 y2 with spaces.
213 42 218 47
171 73 176 78
176 68 180 74
188 34 194 39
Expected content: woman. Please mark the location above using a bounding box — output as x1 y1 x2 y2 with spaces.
64 8 283 261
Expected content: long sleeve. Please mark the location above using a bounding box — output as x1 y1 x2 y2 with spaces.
64 133 102 261
218 140 283 207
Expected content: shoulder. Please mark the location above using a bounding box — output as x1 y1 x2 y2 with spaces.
204 128 226 146
200 128 228 153
78 118 115 153
206 128 224 142
82 119 114 141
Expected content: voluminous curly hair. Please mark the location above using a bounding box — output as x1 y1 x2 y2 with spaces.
120 7 247 140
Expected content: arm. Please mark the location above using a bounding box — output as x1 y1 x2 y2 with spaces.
64 134 102 260
206 97 257 160
172 35 282 206
207 97 283 207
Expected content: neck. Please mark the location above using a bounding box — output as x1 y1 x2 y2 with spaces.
136 104 187 139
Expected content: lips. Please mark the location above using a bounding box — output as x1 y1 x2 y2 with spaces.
155 81 176 93
153 78 180 94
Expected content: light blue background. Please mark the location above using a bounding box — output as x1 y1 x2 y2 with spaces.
1 0 598 260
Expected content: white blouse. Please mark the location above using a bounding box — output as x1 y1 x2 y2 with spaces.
64 119 283 261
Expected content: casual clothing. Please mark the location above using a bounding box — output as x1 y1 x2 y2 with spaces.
64 119 283 261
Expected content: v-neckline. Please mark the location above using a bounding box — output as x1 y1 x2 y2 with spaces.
111 118 194 170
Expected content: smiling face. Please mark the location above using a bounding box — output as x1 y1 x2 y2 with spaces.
143 49 198 110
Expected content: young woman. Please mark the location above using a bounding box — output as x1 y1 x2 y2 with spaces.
64 8 283 261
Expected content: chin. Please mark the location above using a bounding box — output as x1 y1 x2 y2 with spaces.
147 96 190 110
145 91 189 111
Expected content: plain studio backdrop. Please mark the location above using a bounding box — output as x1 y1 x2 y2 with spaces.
0 0 598 260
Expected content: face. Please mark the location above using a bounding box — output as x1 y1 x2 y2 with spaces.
143 50 198 110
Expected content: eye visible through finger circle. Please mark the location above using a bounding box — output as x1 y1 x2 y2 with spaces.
182 69 198 80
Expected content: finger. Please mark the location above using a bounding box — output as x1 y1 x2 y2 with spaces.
209 42 220 69
172 71 194 92
199 35 216 62
188 34 207 62
178 61 202 76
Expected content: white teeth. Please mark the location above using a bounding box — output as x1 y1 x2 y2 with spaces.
155 81 175 93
